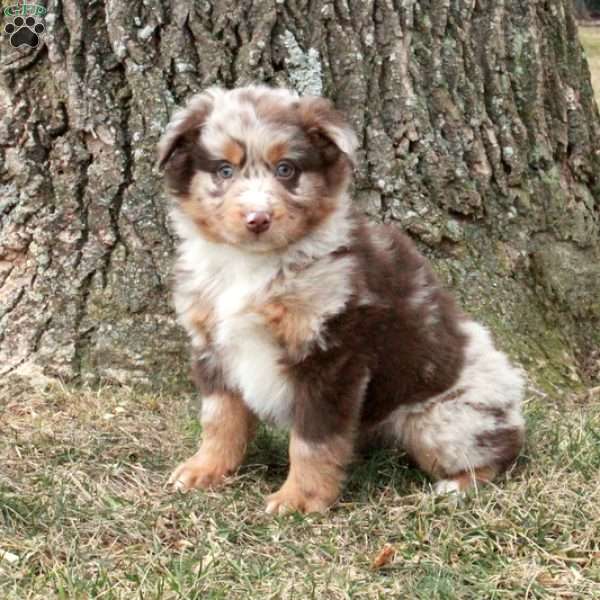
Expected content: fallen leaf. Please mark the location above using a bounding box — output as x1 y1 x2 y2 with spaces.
371 543 396 570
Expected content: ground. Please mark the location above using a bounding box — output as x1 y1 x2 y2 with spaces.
581 26 600 99
1 378 600 599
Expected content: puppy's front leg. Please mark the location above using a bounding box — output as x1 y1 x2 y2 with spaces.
169 392 256 491
266 367 368 515
266 430 354 515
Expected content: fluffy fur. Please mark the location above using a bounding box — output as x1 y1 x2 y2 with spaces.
160 85 525 514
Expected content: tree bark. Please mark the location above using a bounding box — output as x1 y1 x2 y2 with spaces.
1 0 599 390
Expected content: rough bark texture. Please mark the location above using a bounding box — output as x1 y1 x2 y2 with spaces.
1 0 599 390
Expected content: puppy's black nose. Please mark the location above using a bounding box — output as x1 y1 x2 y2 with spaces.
246 211 271 234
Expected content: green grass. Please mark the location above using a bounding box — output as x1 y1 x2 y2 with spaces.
580 26 600 100
1 379 600 598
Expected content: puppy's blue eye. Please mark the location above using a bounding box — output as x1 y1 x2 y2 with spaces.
275 161 295 179
218 163 234 179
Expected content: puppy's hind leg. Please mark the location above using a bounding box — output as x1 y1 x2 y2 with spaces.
432 465 499 495
392 321 525 494
400 396 524 495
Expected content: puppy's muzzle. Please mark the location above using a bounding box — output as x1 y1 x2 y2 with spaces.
245 211 272 234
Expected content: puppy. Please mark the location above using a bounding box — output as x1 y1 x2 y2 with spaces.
159 85 525 514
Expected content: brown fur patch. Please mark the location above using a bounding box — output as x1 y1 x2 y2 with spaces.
159 98 216 196
224 139 245 166
178 195 224 244
283 222 468 441
297 96 355 163
466 403 507 420
476 426 524 470
256 94 354 188
257 297 316 359
190 352 227 397
266 141 288 165
266 432 353 514
188 303 213 337
168 392 256 490
158 103 210 168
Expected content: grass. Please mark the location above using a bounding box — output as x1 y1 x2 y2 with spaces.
1 379 600 599
580 26 600 100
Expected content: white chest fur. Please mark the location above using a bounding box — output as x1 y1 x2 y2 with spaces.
213 261 296 425
174 235 295 425
171 206 355 427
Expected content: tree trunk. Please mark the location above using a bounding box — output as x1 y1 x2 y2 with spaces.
1 0 599 390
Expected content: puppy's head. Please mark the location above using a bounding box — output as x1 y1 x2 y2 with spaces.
158 86 357 252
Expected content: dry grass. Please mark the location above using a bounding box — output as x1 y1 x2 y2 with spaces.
1 379 600 599
580 26 600 101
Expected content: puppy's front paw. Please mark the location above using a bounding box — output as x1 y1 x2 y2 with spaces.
167 453 234 492
265 482 334 515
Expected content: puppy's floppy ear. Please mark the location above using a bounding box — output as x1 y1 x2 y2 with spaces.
157 91 217 169
298 96 359 166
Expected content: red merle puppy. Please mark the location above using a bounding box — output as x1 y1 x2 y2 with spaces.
159 86 525 514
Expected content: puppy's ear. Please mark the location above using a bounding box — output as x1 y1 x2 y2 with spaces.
157 91 216 169
298 97 358 166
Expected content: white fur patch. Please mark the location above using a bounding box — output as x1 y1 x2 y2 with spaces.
292 437 318 458
216 312 295 425
237 186 274 213
271 253 357 357
200 394 224 424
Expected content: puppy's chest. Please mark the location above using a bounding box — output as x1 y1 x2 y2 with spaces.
176 255 356 424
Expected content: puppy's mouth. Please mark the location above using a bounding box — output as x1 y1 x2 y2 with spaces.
236 231 289 253
232 209 290 252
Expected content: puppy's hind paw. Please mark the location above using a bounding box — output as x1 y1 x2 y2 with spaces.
433 466 497 496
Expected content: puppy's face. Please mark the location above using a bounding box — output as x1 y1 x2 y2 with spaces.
158 86 357 252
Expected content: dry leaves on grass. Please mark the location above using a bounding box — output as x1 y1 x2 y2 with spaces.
371 543 396 570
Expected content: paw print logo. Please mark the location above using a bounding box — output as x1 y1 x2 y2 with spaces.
4 16 45 48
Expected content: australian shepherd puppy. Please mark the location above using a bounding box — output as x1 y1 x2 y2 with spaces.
159 85 525 514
